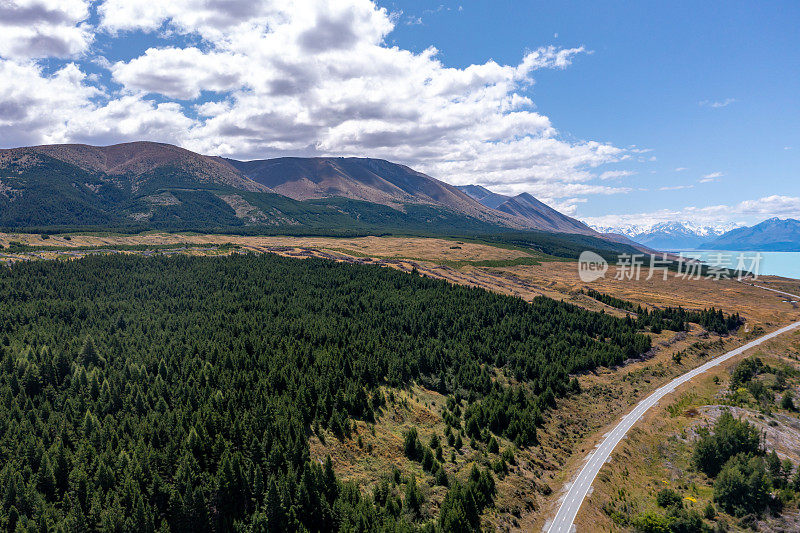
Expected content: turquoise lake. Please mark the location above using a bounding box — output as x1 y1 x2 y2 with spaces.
677 250 800 280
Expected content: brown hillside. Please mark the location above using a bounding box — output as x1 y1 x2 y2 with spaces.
229 157 534 228
2 142 270 193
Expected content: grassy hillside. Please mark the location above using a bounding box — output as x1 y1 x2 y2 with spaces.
464 231 641 261
0 145 647 261
0 155 512 233
0 154 126 227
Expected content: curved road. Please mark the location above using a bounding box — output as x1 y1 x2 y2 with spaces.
547 316 800 532
740 281 800 300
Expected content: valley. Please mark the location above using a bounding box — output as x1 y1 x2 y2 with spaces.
2 4 796 532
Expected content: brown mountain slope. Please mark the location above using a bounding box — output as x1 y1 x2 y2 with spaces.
455 184 510 209
227 157 533 228
5 142 270 193
2 141 620 236
494 192 595 235
458 186 597 236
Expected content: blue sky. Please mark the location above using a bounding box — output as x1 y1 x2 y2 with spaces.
383 1 800 226
0 0 798 229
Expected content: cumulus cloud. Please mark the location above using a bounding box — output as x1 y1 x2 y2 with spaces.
97 0 280 36
0 0 93 59
0 59 100 146
111 47 248 100
65 96 196 146
0 59 193 147
0 0 636 206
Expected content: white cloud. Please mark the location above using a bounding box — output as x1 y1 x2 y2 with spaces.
674 167 688 172
65 96 196 146
544 197 586 216
699 171 724 183
583 195 800 229
111 47 248 100
0 59 193 147
659 185 694 191
98 0 393 45
0 59 100 146
599 170 635 180
0 0 630 203
0 0 93 59
699 98 736 108
516 46 587 75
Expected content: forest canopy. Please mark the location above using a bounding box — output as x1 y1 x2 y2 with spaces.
581 288 742 335
0 254 651 531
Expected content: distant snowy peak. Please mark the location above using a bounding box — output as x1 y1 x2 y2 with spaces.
588 221 744 251
590 221 741 239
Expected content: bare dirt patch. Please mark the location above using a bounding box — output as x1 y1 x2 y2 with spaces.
216 194 268 222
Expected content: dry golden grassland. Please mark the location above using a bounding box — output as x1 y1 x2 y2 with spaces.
0 232 532 263
495 261 799 327
4 231 800 530
308 383 549 531
575 330 800 532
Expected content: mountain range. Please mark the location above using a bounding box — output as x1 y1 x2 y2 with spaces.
6 141 798 255
700 217 800 251
0 141 643 258
591 218 800 252
455 185 594 235
0 142 524 230
590 221 742 250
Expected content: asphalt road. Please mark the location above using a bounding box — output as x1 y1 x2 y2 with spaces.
546 317 800 532
740 281 800 300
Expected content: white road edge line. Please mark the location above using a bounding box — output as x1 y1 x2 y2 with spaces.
546 284 800 533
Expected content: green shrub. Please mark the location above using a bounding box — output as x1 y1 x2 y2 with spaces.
713 454 770 517
693 411 761 477
656 488 683 509
487 437 499 454
501 447 516 465
403 427 422 461
781 391 796 411
632 510 671 533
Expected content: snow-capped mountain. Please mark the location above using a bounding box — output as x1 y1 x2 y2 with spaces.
701 218 800 251
588 221 743 251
